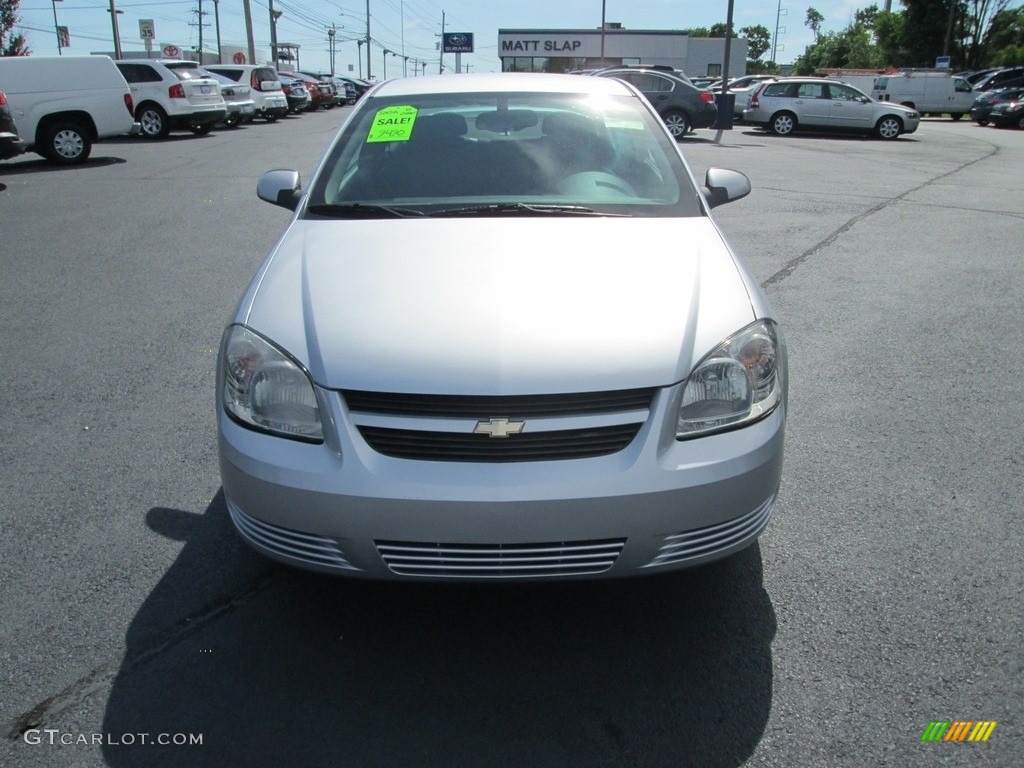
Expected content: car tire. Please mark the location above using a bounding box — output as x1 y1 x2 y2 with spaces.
951 113 964 121
190 123 213 136
42 122 92 165
224 113 241 128
769 111 796 136
662 110 691 139
137 104 170 139
265 114 279 123
976 119 989 126
875 115 903 140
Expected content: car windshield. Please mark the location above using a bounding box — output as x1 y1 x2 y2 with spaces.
307 90 703 218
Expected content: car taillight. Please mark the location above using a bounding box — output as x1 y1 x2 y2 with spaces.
282 84 292 95
0 90 7 106
124 93 134 115
700 91 715 103
750 86 764 109
169 84 186 99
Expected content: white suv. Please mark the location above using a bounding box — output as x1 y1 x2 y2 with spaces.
204 64 289 121
115 60 227 138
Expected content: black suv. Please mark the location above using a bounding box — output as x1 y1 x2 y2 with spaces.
590 66 718 139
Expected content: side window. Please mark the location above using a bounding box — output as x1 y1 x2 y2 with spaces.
629 73 672 93
796 83 827 99
134 65 163 83
762 83 789 98
828 84 862 101
117 64 142 83
954 78 972 93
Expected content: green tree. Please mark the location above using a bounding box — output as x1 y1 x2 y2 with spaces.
899 0 958 66
688 26 711 37
1 0 30 56
806 7 826 41
709 22 730 38
982 6 1024 65
741 24 772 60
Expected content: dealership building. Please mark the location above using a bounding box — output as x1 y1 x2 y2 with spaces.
497 27 747 78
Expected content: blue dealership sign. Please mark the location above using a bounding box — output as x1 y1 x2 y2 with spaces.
443 33 474 54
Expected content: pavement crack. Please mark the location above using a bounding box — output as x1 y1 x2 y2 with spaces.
4 567 284 740
761 142 1000 289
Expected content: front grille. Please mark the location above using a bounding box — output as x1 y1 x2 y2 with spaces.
228 501 359 572
358 423 641 462
343 387 654 462
376 538 627 578
342 388 655 418
643 495 776 568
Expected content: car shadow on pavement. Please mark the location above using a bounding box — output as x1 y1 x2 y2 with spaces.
101 494 777 767
0 156 127 174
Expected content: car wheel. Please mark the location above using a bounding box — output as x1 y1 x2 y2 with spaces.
137 104 169 139
43 122 92 165
224 113 240 128
875 116 903 139
662 110 690 139
769 111 796 136
190 123 213 136
951 113 963 121
1018 115 1024 130
976 119 989 126
265 114 279 123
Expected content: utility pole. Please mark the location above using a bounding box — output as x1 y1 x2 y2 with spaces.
51 0 62 55
269 0 281 68
365 0 371 80
328 26 336 76
439 10 445 74
242 0 255 65
107 0 123 59
213 0 222 63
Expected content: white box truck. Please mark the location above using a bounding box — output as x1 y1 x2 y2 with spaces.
0 55 140 164
871 72 975 119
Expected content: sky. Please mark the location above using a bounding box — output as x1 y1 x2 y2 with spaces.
13 0 873 76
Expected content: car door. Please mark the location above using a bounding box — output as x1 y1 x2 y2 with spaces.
791 81 830 126
825 82 875 130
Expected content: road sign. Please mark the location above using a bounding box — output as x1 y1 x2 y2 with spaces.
139 19 155 40
233 51 246 64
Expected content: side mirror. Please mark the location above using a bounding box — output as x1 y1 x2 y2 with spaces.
257 169 302 210
704 168 751 209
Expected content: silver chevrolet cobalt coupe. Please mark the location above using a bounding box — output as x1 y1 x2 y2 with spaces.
218 72 787 580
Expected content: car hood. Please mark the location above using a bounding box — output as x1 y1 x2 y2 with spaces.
241 217 757 394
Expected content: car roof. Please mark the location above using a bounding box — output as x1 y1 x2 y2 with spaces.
371 72 633 98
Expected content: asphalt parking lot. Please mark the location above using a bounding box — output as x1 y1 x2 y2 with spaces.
1 110 1022 767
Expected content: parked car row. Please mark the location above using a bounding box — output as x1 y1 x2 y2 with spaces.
0 56 368 163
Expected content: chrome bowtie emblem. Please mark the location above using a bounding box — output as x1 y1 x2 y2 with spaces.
473 418 525 438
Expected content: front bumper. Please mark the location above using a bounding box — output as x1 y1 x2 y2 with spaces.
218 385 786 581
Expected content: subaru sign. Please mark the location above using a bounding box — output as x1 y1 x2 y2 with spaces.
443 33 474 54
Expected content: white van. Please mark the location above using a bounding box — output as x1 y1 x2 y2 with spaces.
871 72 975 119
0 55 139 164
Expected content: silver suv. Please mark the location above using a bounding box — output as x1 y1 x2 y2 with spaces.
115 60 227 138
744 77 920 139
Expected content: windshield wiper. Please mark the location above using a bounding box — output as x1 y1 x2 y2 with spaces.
305 203 426 219
430 203 631 218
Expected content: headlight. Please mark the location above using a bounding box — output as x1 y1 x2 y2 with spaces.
220 325 323 442
677 319 784 438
